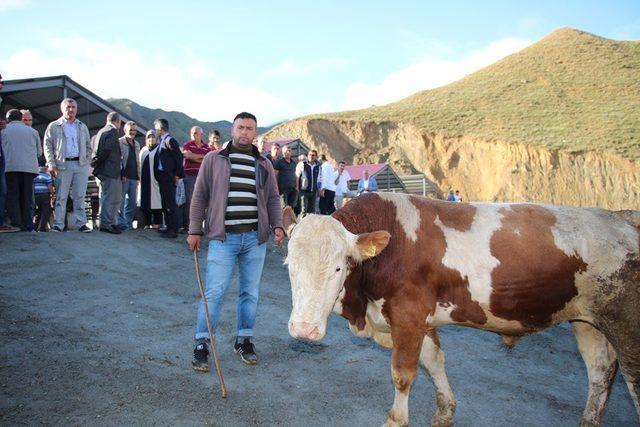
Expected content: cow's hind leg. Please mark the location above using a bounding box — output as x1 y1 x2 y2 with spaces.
599 321 640 419
571 321 618 427
383 327 423 427
420 329 455 427
593 263 640 421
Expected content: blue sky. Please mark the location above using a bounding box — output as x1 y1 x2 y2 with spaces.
1 0 638 125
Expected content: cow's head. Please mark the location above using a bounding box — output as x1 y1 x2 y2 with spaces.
284 207 390 341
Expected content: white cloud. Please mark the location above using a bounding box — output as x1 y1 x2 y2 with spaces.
2 36 295 125
340 37 532 110
0 0 28 12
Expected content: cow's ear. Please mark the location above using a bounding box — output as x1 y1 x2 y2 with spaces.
282 206 298 237
356 231 391 260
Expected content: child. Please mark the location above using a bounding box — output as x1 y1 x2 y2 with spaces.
33 167 55 232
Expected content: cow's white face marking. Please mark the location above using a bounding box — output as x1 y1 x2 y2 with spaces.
434 204 504 305
286 215 357 340
377 193 420 242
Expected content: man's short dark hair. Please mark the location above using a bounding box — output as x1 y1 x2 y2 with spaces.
320 154 327 161
106 111 120 123
339 161 346 165
209 129 220 138
6 109 22 122
154 118 169 131
233 112 257 123
309 149 318 155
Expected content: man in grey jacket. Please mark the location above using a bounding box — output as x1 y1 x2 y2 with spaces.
187 112 284 369
92 112 123 234
43 98 93 232
0 109 42 231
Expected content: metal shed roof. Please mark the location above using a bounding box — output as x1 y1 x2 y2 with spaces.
0 75 148 139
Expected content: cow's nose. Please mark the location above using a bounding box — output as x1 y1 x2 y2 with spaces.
289 322 320 340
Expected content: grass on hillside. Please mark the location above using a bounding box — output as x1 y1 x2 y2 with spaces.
308 28 640 161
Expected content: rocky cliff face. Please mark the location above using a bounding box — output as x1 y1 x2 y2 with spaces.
266 118 639 210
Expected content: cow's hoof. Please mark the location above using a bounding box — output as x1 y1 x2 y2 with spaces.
382 414 408 427
430 414 454 427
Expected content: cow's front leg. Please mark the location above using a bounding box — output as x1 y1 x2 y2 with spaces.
420 329 456 427
383 327 424 427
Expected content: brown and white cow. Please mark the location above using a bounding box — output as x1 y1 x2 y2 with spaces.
283 192 640 427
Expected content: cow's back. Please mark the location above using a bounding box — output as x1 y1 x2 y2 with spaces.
334 194 639 332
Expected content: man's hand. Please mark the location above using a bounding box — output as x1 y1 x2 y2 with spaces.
187 234 201 252
319 189 325 198
174 176 180 185
274 228 285 246
49 166 58 178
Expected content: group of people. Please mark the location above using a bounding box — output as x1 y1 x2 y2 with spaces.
260 140 379 217
446 189 463 202
0 95 226 236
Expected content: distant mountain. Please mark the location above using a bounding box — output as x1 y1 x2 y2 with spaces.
108 98 273 144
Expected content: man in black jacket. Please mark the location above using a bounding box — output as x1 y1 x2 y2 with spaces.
300 149 320 216
153 118 184 238
92 112 123 234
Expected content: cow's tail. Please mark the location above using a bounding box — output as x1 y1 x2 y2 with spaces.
615 210 640 229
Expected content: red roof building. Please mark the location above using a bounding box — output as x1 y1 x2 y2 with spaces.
344 163 405 192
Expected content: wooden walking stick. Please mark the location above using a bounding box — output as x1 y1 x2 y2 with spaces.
193 250 227 398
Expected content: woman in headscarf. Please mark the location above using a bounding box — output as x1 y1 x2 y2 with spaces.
139 130 163 228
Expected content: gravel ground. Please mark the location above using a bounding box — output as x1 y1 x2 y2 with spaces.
0 230 637 426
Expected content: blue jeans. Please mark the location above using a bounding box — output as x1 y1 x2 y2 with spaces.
195 231 267 340
118 178 138 228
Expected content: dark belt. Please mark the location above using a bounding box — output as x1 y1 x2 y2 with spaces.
66 157 80 161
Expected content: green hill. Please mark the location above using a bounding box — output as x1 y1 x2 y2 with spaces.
109 98 273 144
308 28 640 160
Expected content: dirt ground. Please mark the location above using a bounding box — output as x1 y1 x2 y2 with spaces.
0 230 637 426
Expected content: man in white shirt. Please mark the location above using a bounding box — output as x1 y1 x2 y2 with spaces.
318 154 337 215
334 161 353 209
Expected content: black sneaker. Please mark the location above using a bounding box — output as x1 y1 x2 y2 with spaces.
51 226 63 232
234 337 258 365
78 225 92 233
192 342 209 372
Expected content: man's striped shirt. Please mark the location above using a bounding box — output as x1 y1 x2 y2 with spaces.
226 146 258 233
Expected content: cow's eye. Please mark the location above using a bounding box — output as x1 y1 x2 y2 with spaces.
336 267 341 272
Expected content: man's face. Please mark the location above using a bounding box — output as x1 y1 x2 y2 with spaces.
271 144 280 157
154 122 165 135
338 163 345 172
209 134 220 149
283 146 291 159
192 128 202 142
126 123 137 138
114 119 122 131
364 171 369 179
309 152 318 163
62 102 77 120
22 113 33 127
231 118 257 149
